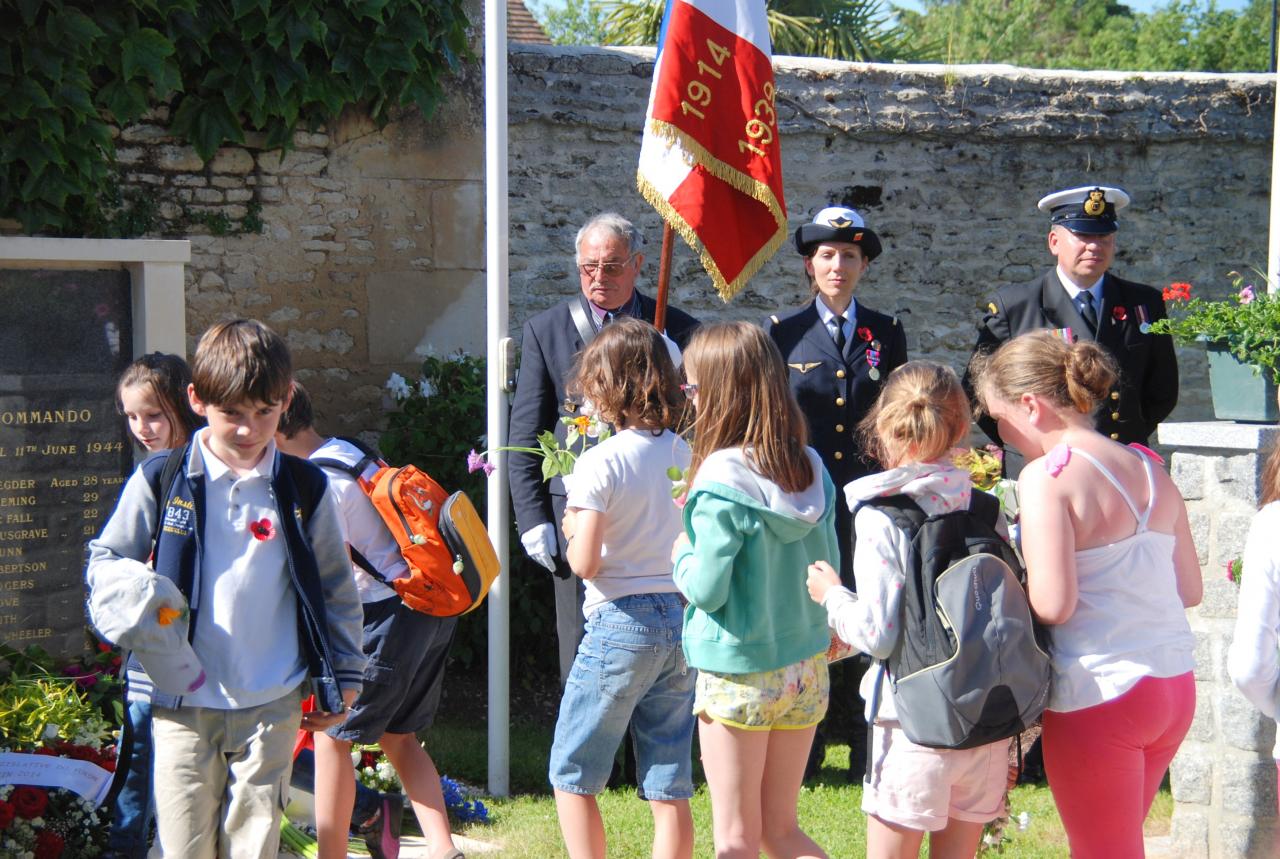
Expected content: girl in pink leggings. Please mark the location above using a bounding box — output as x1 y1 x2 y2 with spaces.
975 332 1202 858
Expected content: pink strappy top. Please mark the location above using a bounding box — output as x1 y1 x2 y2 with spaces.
1044 446 1195 713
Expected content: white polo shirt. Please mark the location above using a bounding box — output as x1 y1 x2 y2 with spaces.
182 429 306 709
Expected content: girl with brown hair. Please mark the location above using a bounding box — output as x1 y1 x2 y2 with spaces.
673 321 837 859
550 318 696 859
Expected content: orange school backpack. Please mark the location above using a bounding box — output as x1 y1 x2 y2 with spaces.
314 439 500 617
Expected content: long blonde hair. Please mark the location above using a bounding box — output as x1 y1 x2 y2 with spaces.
682 321 812 493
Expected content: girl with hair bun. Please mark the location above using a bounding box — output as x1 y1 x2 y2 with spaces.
974 330 1201 859
807 361 1013 859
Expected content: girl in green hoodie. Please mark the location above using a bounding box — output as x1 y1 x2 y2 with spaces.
673 321 838 859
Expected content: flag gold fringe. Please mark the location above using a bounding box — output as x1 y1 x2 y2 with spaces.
637 117 787 302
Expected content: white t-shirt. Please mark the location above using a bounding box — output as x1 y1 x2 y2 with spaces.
312 438 409 604
566 428 690 617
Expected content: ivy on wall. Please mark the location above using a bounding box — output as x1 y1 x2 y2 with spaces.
0 0 472 235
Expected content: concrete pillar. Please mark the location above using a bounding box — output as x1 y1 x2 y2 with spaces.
1159 421 1280 858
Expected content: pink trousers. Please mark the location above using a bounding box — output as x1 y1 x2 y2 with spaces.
1042 672 1195 859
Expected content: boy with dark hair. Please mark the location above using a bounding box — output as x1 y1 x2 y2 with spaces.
277 382 463 859
87 319 365 859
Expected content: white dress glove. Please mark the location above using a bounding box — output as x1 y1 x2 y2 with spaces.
521 522 557 572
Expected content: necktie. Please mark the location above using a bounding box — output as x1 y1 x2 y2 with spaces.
1078 292 1098 333
833 315 847 353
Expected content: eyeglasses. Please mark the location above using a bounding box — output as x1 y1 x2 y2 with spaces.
577 253 637 277
679 383 698 398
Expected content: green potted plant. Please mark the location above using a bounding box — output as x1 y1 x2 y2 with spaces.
1148 271 1280 422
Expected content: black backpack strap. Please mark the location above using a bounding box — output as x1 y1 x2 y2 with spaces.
968 488 1001 529
313 437 384 482
278 453 326 526
145 445 189 555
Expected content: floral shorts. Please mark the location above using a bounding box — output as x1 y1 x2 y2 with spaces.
693 652 829 731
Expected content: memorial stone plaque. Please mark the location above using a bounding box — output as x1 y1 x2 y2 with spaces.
0 269 134 659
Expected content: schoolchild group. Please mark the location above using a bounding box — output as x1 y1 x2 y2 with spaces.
81 183 1280 859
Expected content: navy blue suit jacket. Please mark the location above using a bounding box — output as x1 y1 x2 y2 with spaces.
966 270 1178 446
765 299 908 584
507 291 699 550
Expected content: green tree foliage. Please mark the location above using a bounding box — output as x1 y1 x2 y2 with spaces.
600 0 931 61
896 0 1272 71
529 0 610 45
0 0 472 236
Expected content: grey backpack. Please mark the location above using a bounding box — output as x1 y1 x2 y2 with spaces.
864 491 1051 750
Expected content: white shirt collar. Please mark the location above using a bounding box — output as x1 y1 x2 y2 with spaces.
1055 266 1104 302
815 295 858 327
195 427 277 482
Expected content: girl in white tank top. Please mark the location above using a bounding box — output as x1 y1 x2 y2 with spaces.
974 331 1200 859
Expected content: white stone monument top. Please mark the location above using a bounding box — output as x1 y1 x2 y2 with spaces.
1159 421 1280 452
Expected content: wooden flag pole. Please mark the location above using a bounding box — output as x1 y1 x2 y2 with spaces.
655 223 674 333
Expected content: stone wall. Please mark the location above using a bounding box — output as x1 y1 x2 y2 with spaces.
87 45 1272 432
508 48 1274 428
1160 422 1280 858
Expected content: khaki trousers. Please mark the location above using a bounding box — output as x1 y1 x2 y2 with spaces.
152 686 304 859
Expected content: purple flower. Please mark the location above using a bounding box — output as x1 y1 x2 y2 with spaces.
466 449 495 476
1240 284 1256 304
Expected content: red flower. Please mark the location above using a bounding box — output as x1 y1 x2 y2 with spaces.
35 829 65 859
11 786 48 819
97 642 114 653
249 518 276 541
1163 282 1192 301
360 750 380 769
0 800 14 830
856 326 873 342
1112 305 1127 321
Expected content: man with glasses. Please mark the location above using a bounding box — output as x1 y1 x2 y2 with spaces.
508 212 700 685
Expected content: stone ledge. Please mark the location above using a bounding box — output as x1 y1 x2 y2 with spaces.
1159 421 1280 452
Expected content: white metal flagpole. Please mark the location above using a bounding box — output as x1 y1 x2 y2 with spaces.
1269 64 1280 292
484 0 511 797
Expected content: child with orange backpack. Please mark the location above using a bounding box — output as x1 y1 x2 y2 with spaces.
276 382 464 859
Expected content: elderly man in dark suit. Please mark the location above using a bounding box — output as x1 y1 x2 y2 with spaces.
508 212 699 684
967 185 1179 468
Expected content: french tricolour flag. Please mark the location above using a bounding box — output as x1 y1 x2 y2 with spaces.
637 0 786 301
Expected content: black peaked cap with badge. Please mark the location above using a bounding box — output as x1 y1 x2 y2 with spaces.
794 206 883 260
963 185 1179 455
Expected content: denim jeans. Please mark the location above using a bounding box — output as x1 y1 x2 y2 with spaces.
107 700 154 857
548 592 696 799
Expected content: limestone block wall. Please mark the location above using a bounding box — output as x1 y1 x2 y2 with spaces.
1161 422 1280 858
52 44 1271 432
507 47 1274 427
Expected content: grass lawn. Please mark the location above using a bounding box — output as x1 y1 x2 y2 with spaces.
423 717 1173 858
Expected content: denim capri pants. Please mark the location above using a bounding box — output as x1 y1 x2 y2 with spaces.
548 592 696 800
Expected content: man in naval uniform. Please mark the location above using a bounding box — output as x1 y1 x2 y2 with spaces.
508 212 700 686
966 185 1179 466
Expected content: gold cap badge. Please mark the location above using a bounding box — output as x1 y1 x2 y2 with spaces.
1083 189 1106 217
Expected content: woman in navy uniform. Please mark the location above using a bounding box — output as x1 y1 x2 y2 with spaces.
765 206 908 779
765 207 908 582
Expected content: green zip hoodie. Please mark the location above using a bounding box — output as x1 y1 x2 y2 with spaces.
674 446 838 674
